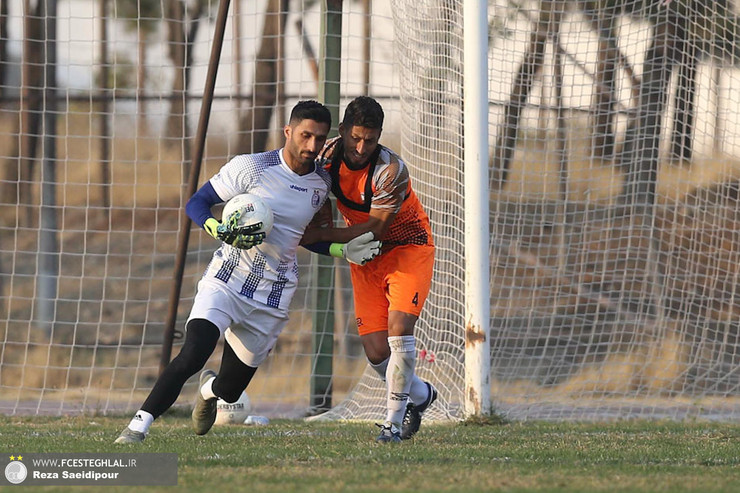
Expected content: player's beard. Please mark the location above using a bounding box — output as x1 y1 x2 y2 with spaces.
344 150 370 169
297 150 317 167
286 139 316 170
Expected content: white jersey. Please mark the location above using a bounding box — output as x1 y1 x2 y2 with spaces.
204 149 331 312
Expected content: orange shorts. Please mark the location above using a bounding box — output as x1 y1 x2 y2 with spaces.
349 244 434 336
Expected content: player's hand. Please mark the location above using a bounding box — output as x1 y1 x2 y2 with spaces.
342 231 382 265
204 214 265 250
218 210 266 249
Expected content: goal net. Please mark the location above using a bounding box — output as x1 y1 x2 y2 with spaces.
0 0 390 417
333 0 740 422
3 0 740 423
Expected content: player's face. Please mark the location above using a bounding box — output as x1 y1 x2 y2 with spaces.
339 124 382 169
284 119 330 169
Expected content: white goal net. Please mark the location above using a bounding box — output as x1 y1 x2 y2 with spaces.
0 0 394 417
3 0 740 422
331 0 740 422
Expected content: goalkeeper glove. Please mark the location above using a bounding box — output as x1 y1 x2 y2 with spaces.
204 212 265 250
329 231 382 265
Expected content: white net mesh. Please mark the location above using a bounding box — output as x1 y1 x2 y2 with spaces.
0 0 395 417
489 0 740 420
481 0 740 420
322 0 740 422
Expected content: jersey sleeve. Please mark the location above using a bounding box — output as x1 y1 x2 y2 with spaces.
186 181 223 227
370 149 409 213
208 154 260 201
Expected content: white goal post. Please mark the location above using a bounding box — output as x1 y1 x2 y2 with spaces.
3 0 740 423
463 0 492 417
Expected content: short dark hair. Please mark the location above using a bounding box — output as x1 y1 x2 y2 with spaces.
289 100 332 126
341 96 384 129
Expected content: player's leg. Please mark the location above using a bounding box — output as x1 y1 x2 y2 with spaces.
211 342 259 402
387 311 438 440
365 338 436 442
192 297 289 436
384 311 417 439
192 340 258 435
385 245 436 440
368 353 434 413
350 263 401 441
115 318 220 443
361 313 420 443
352 256 424 442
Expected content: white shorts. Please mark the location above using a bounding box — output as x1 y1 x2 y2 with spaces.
187 278 290 367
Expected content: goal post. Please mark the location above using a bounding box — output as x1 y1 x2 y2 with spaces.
463 0 491 417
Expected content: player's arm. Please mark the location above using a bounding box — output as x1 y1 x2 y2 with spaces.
302 201 382 266
301 195 398 249
303 232 382 266
334 208 395 243
185 181 223 230
186 181 264 249
312 156 406 244
301 179 400 245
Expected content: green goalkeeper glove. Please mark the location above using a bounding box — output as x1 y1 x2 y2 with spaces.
329 231 382 265
204 212 265 250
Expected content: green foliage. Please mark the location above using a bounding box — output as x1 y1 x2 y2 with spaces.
2 417 740 492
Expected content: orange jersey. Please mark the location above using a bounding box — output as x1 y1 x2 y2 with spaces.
320 137 434 251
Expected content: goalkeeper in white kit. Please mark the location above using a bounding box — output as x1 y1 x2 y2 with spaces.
115 101 381 443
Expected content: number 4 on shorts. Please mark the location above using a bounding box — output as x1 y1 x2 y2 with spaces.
412 292 419 306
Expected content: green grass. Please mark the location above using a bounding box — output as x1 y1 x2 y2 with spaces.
2 415 740 492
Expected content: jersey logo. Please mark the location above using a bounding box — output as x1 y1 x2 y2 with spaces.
290 184 308 192
312 190 321 208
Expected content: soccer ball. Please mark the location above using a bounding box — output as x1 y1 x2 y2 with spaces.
221 193 274 236
214 391 252 425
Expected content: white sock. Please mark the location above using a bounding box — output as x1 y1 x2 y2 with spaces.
385 335 416 428
372 356 428 405
127 410 154 434
409 377 430 405
200 375 217 400
370 358 388 381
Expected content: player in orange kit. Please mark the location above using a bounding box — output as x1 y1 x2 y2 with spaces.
302 96 437 442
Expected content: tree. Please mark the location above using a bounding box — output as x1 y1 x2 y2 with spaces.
237 0 289 153
618 0 739 202
114 0 162 125
165 0 209 148
0 0 8 99
1 0 45 221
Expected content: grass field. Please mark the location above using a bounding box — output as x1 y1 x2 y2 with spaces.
2 415 740 492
